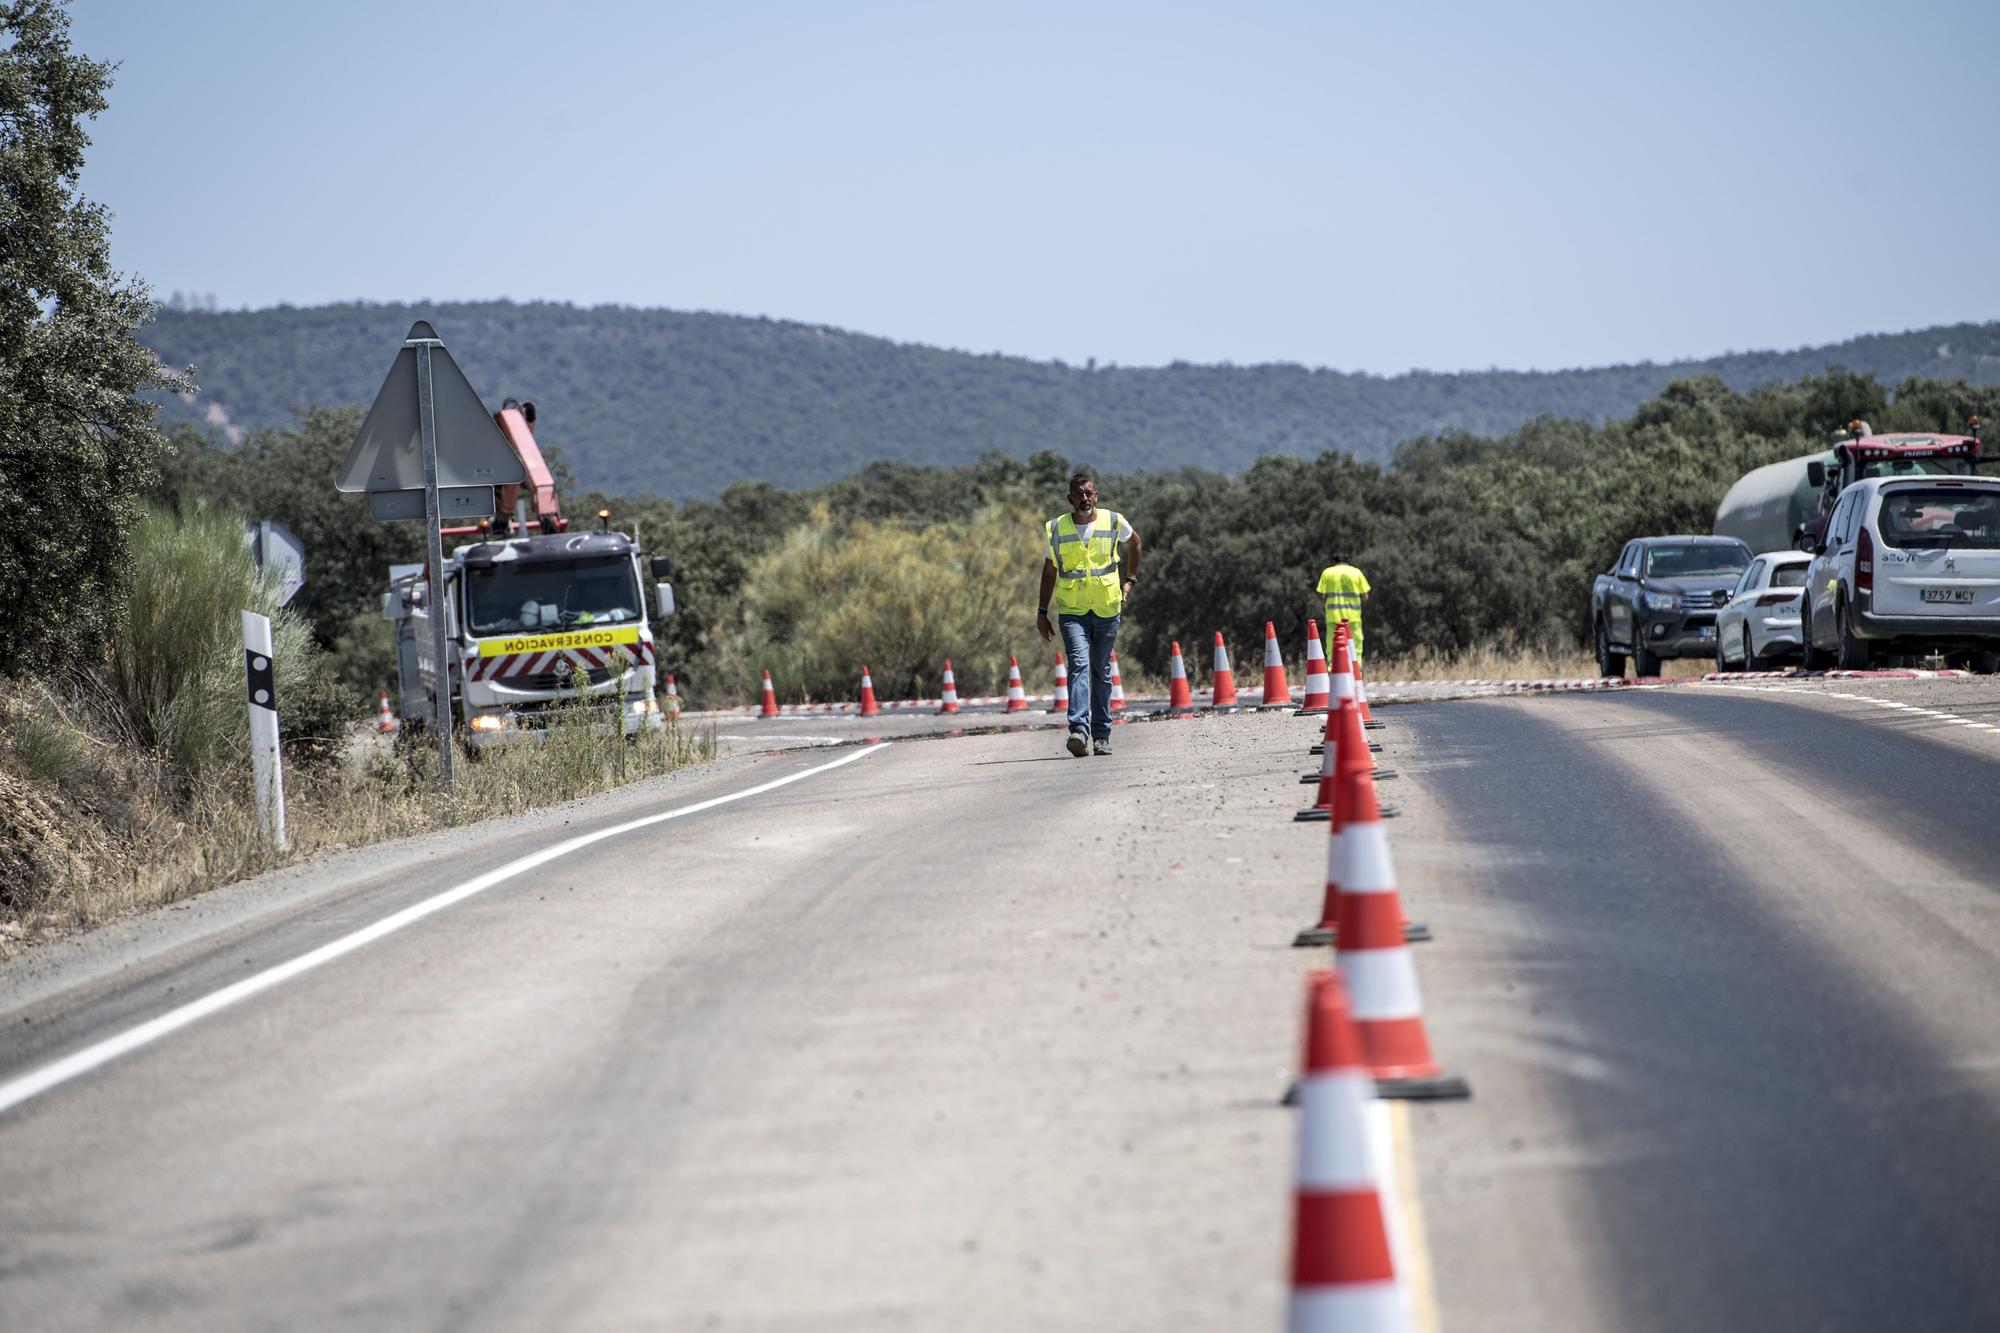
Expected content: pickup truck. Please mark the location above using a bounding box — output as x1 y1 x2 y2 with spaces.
1592 535 1753 677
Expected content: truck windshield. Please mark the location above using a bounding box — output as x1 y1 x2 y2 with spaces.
465 558 641 635
1876 489 2000 550
1645 543 1749 578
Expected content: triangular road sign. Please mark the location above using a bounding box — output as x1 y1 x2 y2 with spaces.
335 321 525 493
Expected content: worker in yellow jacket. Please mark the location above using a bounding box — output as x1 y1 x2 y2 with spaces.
1037 471 1141 758
1315 554 1371 662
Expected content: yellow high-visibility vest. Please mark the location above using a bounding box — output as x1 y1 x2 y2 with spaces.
1317 563 1370 629
1047 509 1128 616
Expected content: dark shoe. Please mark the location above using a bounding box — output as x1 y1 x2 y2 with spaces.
1066 731 1089 758
1092 737 1112 756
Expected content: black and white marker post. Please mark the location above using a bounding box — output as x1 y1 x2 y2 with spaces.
241 610 288 850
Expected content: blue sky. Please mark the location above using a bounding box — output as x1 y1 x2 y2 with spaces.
67 0 1998 374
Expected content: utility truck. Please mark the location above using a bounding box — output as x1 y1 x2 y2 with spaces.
382 399 678 743
1714 419 1984 555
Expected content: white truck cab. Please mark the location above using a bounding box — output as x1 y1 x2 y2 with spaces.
385 529 678 742
1801 475 2000 672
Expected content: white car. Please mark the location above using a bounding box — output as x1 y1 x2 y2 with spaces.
1801 475 2000 671
1714 551 1812 671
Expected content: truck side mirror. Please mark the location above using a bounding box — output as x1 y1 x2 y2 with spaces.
655 581 677 617
381 591 408 621
649 555 678 580
1806 461 1826 488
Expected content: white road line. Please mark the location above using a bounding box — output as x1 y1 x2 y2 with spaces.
0 744 893 1119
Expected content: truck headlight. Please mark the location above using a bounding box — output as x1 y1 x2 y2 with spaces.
1641 590 1680 611
468 714 512 733
630 696 659 714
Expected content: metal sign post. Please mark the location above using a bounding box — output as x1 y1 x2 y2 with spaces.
337 319 524 798
413 337 456 793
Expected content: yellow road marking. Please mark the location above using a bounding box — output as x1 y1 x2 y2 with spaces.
1388 1100 1442 1332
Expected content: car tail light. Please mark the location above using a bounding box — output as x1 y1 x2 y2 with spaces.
1755 591 1798 606
1857 526 1873 593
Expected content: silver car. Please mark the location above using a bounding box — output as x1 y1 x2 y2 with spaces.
1714 551 1812 671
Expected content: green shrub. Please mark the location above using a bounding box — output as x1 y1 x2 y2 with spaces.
110 503 351 788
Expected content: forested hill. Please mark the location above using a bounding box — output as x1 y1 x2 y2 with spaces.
140 301 2000 498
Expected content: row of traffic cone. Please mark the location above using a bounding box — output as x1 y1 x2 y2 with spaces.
1282 619 1463 1331
750 621 1352 721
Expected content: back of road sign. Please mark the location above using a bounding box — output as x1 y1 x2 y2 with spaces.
335 321 525 494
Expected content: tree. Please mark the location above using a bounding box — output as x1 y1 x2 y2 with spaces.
0 0 188 674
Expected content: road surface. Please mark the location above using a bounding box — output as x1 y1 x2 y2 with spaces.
3 677 1999 1330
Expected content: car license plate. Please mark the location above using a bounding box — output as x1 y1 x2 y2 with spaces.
1922 588 1974 604
1697 625 1716 639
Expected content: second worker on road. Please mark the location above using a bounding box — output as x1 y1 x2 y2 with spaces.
1037 471 1141 757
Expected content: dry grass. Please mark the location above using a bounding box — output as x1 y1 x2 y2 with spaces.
1362 642 1708 681
0 679 715 955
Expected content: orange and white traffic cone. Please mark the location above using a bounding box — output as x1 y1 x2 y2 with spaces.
1297 619 1331 715
1005 655 1029 712
1296 699 1429 942
1210 632 1240 712
375 691 398 733
1295 696 1358 823
1288 970 1412 1333
1336 764 1466 1099
1108 651 1126 718
663 674 682 718
938 659 961 714
1328 624 1357 716
1356 654 1384 730
1257 621 1293 709
858 666 882 717
1049 654 1070 714
759 670 779 718
1166 641 1197 716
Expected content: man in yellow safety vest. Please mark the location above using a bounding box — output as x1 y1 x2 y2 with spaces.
1315 553 1371 661
1037 471 1142 757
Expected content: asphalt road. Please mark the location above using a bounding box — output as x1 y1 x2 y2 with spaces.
0 714 1326 1332
4 679 2000 1331
1390 683 2000 1332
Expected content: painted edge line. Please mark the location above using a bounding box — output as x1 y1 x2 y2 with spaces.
0 743 893 1119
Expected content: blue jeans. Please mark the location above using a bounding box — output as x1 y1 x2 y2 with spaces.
1058 612 1120 741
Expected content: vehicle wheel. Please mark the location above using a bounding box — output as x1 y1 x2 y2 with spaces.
1594 621 1626 679
1632 638 1663 679
1799 609 1829 671
1714 633 1739 674
1970 650 2000 676
1834 600 1872 671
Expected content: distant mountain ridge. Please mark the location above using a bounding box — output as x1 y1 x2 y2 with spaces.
138 301 2000 497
